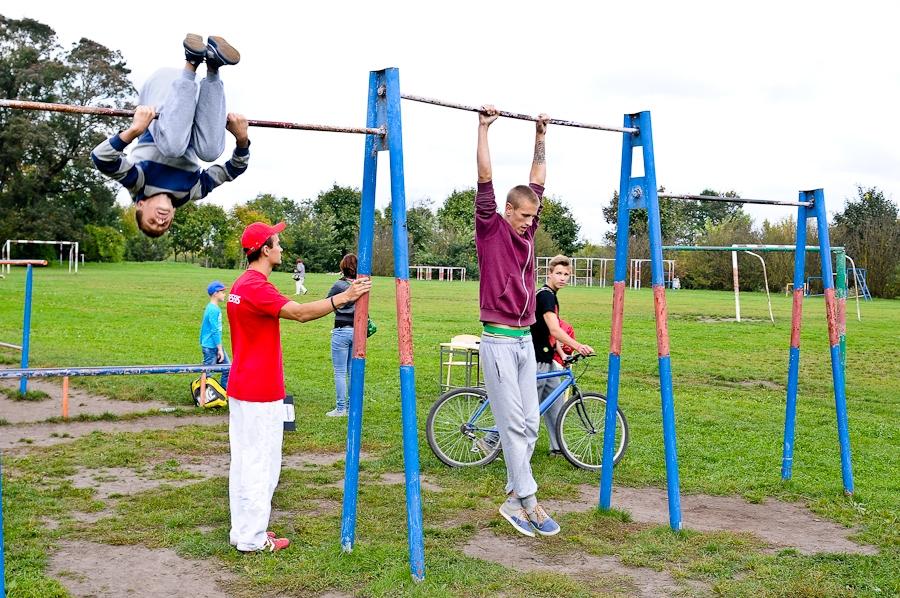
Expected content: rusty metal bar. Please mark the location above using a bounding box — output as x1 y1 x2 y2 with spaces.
0 99 384 136
0 260 48 266
659 193 812 208
400 93 638 134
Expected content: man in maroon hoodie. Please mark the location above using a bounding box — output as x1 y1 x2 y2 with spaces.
475 105 559 537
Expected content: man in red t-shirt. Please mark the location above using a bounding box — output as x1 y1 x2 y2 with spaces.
227 221 371 553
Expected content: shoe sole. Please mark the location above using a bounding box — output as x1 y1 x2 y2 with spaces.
532 524 561 537
183 33 206 56
498 507 535 538
208 36 240 65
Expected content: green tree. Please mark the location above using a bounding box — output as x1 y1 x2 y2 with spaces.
437 188 475 234
540 196 582 255
831 186 900 298
83 224 125 262
313 184 361 259
0 16 134 246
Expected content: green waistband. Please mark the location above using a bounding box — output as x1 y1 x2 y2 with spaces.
483 324 531 338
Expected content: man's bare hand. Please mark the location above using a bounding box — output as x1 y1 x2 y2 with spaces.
576 343 595 356
479 104 500 127
226 112 249 147
124 105 156 140
344 277 372 302
535 112 550 135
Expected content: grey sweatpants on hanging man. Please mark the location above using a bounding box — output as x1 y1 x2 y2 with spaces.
139 67 227 164
480 334 539 499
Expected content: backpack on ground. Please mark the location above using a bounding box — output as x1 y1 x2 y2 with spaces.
190 377 228 408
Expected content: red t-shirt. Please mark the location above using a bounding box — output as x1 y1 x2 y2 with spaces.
226 269 291 402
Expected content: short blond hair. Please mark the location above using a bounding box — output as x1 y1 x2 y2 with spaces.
506 185 539 208
548 255 570 270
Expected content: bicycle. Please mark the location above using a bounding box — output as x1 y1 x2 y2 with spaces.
425 353 629 472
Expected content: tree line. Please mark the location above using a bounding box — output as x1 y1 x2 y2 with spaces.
1 15 898 296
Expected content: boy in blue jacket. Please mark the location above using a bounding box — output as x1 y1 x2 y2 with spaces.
200 280 230 390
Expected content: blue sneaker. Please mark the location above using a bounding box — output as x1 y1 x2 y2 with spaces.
527 504 560 536
499 504 535 538
183 34 206 66
206 36 241 69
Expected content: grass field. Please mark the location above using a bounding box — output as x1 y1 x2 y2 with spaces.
0 262 897 597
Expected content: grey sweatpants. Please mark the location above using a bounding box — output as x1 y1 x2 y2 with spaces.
536 361 565 452
139 67 226 163
480 333 539 498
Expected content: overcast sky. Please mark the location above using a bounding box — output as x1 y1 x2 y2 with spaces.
6 1 899 243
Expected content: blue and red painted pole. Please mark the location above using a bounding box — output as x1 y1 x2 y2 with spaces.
384 67 426 582
600 112 682 531
782 198 808 481
810 190 854 495
340 70 379 554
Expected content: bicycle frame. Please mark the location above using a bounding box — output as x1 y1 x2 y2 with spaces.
466 367 576 433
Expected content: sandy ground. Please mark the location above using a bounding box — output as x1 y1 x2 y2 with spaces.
0 376 174 423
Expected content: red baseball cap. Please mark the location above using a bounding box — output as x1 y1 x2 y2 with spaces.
241 221 286 253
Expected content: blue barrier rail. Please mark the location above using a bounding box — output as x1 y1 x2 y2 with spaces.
0 364 230 379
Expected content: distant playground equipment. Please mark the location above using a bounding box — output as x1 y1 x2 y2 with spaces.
629 258 676 289
535 256 616 287
807 265 871 301
1 239 81 275
0 260 47 396
410 265 466 282
661 244 864 325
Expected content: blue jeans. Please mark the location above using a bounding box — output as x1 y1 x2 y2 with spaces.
202 346 230 390
331 327 354 411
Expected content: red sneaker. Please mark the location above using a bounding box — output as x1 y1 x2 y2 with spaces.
265 537 290 552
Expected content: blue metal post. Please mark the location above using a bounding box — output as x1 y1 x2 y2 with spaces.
782 199 808 481
639 112 682 531
599 113 635 511
340 70 379 553
600 112 682 531
811 189 854 495
1 452 5 597
384 67 426 582
19 264 34 395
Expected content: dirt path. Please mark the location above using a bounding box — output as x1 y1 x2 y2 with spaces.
0 376 174 423
541 484 877 555
48 540 237 598
464 529 707 597
0 414 226 451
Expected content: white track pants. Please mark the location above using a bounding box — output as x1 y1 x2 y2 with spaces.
229 397 284 551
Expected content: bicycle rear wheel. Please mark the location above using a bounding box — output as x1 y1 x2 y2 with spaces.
556 391 628 472
426 387 502 467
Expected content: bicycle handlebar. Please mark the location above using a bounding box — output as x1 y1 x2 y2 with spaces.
563 352 595 366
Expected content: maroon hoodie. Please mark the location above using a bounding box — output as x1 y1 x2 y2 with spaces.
475 180 544 327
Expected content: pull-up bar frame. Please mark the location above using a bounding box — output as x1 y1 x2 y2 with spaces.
600 111 855 536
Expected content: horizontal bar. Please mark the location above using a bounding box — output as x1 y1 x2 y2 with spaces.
659 193 812 208
662 245 844 253
0 260 48 266
400 93 638 134
0 364 230 379
0 99 384 136
0 342 22 351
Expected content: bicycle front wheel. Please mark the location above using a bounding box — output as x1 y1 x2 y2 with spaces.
426 387 502 467
556 391 629 472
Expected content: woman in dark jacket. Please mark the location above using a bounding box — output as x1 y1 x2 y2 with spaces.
325 254 357 416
